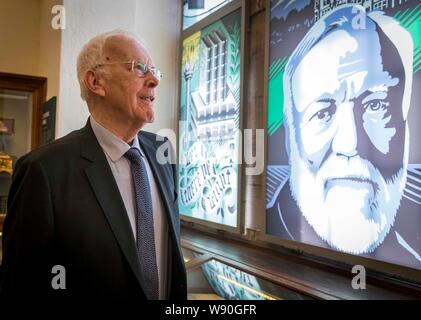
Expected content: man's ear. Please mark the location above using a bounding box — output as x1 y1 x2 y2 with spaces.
84 70 106 97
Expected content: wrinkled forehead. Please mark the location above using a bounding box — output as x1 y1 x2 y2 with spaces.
102 35 153 64
290 26 402 112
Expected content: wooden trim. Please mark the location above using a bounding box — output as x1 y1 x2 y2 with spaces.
249 0 265 16
0 213 5 232
0 72 48 150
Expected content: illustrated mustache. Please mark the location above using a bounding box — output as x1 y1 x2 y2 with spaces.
324 177 378 196
316 156 382 191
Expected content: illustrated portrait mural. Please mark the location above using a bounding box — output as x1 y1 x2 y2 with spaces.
266 0 421 270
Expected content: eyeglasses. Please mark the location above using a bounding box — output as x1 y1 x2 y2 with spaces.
94 60 162 79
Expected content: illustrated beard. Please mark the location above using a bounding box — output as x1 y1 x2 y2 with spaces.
288 134 408 254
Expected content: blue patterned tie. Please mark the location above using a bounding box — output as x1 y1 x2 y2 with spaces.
124 147 159 300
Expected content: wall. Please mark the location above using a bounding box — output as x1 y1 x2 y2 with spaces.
0 0 181 138
58 0 181 137
133 0 181 135
0 0 41 76
38 0 63 101
0 0 62 138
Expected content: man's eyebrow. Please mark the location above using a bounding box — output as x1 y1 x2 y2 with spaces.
362 91 388 105
356 85 389 104
368 85 389 93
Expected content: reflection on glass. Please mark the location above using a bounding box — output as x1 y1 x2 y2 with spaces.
183 0 234 30
0 90 32 213
0 90 33 260
187 259 313 300
201 259 275 300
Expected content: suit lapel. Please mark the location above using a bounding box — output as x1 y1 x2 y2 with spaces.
80 122 145 291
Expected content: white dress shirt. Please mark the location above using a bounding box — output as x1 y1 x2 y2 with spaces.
90 116 168 299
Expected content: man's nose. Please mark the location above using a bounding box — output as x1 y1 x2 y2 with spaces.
332 103 358 159
144 72 159 88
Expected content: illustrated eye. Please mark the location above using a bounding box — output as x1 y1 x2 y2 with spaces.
364 100 389 112
316 110 330 119
310 100 336 123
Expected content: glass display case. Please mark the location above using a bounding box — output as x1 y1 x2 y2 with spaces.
182 242 314 300
0 90 33 214
0 89 35 262
187 258 313 300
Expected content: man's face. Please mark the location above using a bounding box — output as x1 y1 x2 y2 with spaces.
288 27 408 254
101 36 159 128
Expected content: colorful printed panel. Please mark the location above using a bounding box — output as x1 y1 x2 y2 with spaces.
267 0 421 270
179 9 241 227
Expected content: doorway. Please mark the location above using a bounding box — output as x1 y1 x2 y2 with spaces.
0 72 47 238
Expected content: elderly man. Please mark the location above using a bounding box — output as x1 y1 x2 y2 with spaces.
0 30 186 299
267 6 421 269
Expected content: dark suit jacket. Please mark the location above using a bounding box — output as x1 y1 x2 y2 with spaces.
0 120 187 299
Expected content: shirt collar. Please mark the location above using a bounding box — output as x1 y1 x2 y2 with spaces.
90 116 144 162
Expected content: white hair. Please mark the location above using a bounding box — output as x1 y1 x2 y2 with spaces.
76 30 145 101
369 11 413 121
